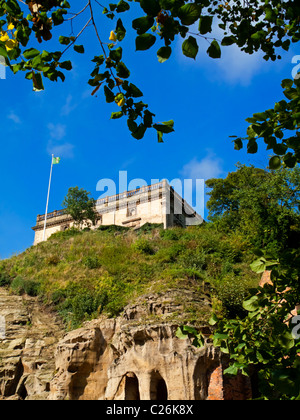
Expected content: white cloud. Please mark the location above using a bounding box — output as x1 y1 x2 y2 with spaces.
181 150 224 181
47 142 74 159
47 123 66 140
47 122 74 158
7 111 21 124
61 94 77 116
179 151 225 219
175 19 268 86
215 44 264 86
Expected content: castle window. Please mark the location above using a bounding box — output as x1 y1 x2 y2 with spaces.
127 206 137 217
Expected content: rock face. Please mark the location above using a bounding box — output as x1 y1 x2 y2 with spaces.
0 288 64 400
0 287 252 400
49 291 251 401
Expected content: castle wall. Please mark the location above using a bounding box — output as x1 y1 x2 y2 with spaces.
32 181 203 245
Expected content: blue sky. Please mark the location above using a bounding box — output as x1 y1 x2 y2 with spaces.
0 2 297 259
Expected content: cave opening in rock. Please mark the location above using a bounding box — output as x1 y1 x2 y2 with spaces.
150 371 168 400
125 373 140 400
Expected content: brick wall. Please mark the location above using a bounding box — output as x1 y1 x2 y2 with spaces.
207 362 252 400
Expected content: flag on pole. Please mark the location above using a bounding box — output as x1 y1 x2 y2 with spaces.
52 157 60 164
43 154 60 241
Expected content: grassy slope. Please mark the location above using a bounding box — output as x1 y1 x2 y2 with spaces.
0 223 260 330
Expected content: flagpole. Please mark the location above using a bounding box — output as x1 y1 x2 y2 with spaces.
43 154 54 241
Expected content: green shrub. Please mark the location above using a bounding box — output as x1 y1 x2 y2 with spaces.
49 227 82 241
137 223 163 234
132 238 154 255
98 225 129 233
56 283 108 328
82 255 101 269
214 274 251 317
160 229 179 240
155 243 185 263
178 248 207 271
164 267 202 280
10 276 41 296
0 272 12 287
45 254 60 265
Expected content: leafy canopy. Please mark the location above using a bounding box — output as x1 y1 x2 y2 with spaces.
0 0 300 155
62 186 97 227
182 164 300 399
206 164 300 254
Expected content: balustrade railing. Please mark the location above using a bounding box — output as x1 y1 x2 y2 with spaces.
96 182 164 205
36 182 165 222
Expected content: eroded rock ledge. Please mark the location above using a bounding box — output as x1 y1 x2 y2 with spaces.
0 287 251 400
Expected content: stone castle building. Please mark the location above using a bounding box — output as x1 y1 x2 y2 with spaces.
32 180 203 245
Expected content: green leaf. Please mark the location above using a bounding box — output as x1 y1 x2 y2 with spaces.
182 36 198 59
176 327 187 340
269 155 281 169
207 40 221 59
224 364 239 375
127 118 138 133
250 257 278 273
209 313 219 326
116 18 126 41
116 0 130 13
243 295 259 312
131 124 147 140
281 79 294 89
0 42 8 58
178 3 201 26
136 33 156 51
74 45 84 54
283 153 297 168
221 36 236 46
157 46 172 63
157 131 163 143
277 331 295 350
153 120 174 133
132 16 154 35
214 332 229 340
110 47 123 62
183 325 198 335
52 9 67 26
23 48 40 59
234 138 243 150
111 111 123 119
139 0 160 17
59 36 71 45
104 85 115 103
247 138 258 154
32 72 44 92
143 110 154 127
199 15 213 35
116 62 130 78
127 83 143 98
59 60 72 70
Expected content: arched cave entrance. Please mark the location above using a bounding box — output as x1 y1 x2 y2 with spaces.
124 372 140 400
150 371 168 400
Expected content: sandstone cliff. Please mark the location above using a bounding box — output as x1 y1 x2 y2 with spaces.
0 287 64 399
0 287 251 400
